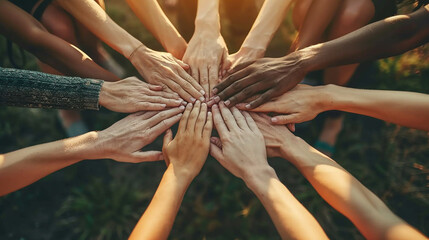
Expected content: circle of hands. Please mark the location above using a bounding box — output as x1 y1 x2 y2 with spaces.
99 31 308 172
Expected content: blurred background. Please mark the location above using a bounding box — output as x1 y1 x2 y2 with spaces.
0 0 428 239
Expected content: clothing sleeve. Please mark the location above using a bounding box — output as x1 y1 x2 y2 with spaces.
0 67 103 110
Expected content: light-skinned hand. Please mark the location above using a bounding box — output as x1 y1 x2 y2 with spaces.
95 106 185 163
236 84 330 125
209 102 268 180
162 101 213 180
129 46 205 103
99 77 185 113
183 30 230 98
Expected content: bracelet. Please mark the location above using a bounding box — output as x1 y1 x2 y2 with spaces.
128 44 145 60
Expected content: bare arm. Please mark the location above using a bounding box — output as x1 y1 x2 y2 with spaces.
125 0 187 59
0 108 185 196
209 103 328 239
245 84 429 131
0 0 118 81
130 102 212 240
227 0 293 69
252 114 427 240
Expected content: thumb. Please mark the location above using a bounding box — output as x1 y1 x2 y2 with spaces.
210 141 224 163
271 114 300 125
162 129 173 166
130 151 163 162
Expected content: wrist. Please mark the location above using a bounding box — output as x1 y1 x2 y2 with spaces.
98 81 112 108
320 84 340 112
279 136 312 165
237 46 266 59
243 165 278 190
67 131 103 160
165 164 195 186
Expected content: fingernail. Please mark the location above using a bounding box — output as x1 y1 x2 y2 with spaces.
214 96 220 103
199 96 205 102
190 97 196 103
179 105 185 110
271 117 278 123
174 92 179 96
245 104 251 109
200 90 206 95
187 103 193 108
224 100 230 106
223 70 227 76
212 88 218 94
161 104 167 108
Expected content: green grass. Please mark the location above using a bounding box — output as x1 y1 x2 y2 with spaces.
0 1 428 239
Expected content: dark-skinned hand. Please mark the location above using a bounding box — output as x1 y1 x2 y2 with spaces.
210 54 307 109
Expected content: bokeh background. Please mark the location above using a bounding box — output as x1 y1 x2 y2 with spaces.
0 0 428 239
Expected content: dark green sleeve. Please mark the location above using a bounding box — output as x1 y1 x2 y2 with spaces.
0 67 103 110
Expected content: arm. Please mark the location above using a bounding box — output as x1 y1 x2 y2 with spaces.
252 114 427 240
130 101 212 240
213 5 429 108
126 0 187 59
0 107 185 196
0 68 183 112
0 0 118 81
209 103 328 239
56 0 204 103
182 0 229 98
242 84 429 131
227 0 293 69
290 0 342 51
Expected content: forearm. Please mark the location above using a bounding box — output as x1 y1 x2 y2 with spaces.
292 0 342 51
56 0 142 58
244 166 328 239
194 0 220 34
294 6 429 72
0 67 103 110
0 131 99 196
129 166 191 240
323 85 429 131
281 138 425 239
126 0 187 59
241 0 292 52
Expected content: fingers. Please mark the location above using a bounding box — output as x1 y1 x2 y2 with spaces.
210 136 222 148
177 68 206 97
246 88 279 109
178 103 193 133
149 113 183 140
130 151 164 163
287 123 296 132
209 142 224 163
242 111 259 132
212 104 229 136
195 102 207 136
203 112 213 139
220 52 232 78
175 58 190 70
190 66 199 87
162 129 173 166
271 114 301 125
187 100 201 132
199 67 209 99
219 102 239 131
208 65 219 98
146 106 185 128
164 79 195 103
238 101 275 112
226 80 270 107
230 107 248 130
176 68 205 101
212 68 250 96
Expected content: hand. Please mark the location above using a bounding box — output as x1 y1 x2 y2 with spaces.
209 102 268 180
249 113 300 158
95 106 185 163
183 30 230 98
162 101 212 180
129 46 205 103
99 77 185 113
212 53 307 108
226 46 265 72
236 84 331 124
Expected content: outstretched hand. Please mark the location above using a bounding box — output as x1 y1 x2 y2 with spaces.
162 101 213 179
99 77 185 113
129 47 205 103
209 102 268 180
212 54 307 108
96 107 185 163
